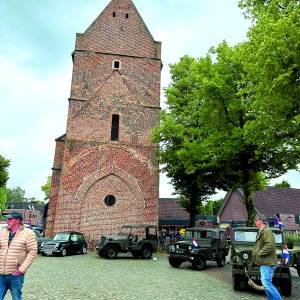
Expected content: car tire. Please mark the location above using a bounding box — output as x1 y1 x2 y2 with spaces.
131 251 140 258
98 250 105 257
169 257 182 268
192 255 206 270
141 246 152 259
279 270 292 297
80 246 87 254
216 252 226 267
41 252 47 257
105 246 118 259
232 274 241 291
60 248 67 257
297 266 300 278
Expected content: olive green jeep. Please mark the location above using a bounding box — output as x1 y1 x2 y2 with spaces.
168 227 229 270
95 224 157 259
231 227 300 297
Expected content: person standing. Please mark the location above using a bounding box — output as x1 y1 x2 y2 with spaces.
253 214 282 300
0 211 37 300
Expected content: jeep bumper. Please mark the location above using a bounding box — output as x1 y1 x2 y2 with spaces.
232 265 290 279
169 254 196 261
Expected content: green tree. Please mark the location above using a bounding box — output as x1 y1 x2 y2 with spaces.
6 186 25 203
274 180 291 188
157 0 300 225
152 56 220 227
0 155 10 210
199 199 224 216
0 187 7 211
0 155 10 188
41 176 51 201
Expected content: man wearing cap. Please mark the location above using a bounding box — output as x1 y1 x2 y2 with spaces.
0 211 37 300
253 214 282 300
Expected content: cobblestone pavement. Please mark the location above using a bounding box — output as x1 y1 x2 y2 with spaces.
4 252 299 300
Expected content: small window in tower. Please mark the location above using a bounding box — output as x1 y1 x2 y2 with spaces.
112 60 121 70
113 12 116 17
111 114 119 141
126 13 129 19
104 195 116 206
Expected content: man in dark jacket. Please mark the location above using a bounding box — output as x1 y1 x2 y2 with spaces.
253 214 282 300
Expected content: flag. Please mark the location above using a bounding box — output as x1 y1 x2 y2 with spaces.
279 221 285 229
192 238 198 248
282 249 290 265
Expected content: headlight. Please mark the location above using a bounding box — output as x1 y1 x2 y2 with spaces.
55 243 60 248
169 245 175 252
176 244 179 249
242 253 249 260
232 256 240 263
188 246 192 250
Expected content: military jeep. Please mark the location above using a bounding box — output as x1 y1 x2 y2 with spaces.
95 224 158 259
231 227 300 297
168 227 229 270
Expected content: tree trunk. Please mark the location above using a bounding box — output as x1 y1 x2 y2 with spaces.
244 184 255 226
189 194 197 227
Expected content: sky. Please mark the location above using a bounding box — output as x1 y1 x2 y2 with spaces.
0 0 299 201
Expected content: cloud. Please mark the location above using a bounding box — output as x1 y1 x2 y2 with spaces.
0 56 70 199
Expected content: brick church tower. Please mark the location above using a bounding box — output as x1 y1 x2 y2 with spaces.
45 0 161 239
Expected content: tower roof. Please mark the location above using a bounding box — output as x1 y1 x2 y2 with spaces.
75 0 161 59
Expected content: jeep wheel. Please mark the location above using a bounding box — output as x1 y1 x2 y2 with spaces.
216 252 226 267
80 246 87 254
131 251 140 258
169 257 182 268
232 274 241 291
192 256 206 270
141 246 152 259
279 271 292 297
60 248 67 257
105 246 118 259
98 250 105 257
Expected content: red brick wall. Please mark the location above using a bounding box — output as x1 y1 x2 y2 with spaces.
219 191 248 222
46 0 161 240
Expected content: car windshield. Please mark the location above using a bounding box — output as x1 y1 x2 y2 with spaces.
185 230 217 239
53 233 70 241
234 230 282 243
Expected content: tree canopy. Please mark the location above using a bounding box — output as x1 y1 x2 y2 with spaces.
0 155 10 210
274 180 291 188
6 186 25 203
0 155 10 188
41 176 51 201
154 0 300 225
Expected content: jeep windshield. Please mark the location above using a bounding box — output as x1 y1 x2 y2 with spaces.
118 227 131 235
185 230 218 239
234 230 282 244
53 233 70 241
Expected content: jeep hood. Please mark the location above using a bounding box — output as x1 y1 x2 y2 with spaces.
233 243 283 255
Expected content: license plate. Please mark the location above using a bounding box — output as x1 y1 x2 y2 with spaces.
45 251 52 255
250 275 260 280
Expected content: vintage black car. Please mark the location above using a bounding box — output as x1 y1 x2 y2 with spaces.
33 229 51 254
96 224 158 259
40 231 87 257
168 227 229 270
